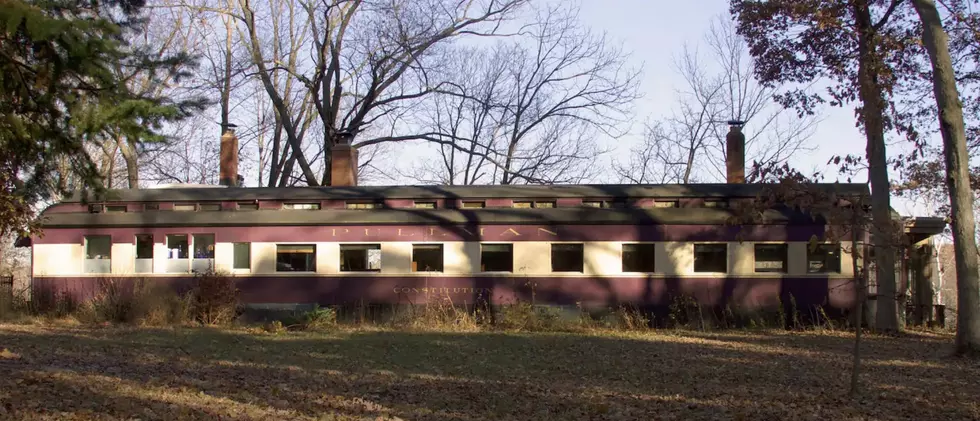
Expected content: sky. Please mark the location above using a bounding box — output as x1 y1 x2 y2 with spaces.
573 0 928 216
369 0 935 216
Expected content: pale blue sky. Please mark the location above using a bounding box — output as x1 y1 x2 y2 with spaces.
577 0 926 215
375 0 933 216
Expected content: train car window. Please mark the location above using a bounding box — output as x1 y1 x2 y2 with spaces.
135 234 153 259
341 244 382 272
582 201 602 208
461 201 485 209
807 244 841 273
694 244 727 273
166 235 189 259
144 203 160 211
414 201 436 209
346 202 380 209
622 243 656 272
199 204 221 211
412 244 444 272
84 235 112 274
513 201 533 208
106 205 127 213
276 244 316 272
283 203 320 210
481 244 513 272
754 244 788 273
654 201 677 208
551 244 584 272
535 201 556 208
703 200 728 208
233 243 251 270
173 204 196 212
192 234 215 259
237 202 259 211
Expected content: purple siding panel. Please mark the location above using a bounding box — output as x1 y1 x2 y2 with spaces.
33 275 850 311
34 224 828 244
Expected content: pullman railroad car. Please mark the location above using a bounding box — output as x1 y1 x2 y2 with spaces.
21 124 947 320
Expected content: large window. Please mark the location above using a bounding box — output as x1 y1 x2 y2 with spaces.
412 244 444 272
481 244 513 272
346 202 380 209
277 244 316 272
283 203 320 210
106 205 127 213
808 244 841 273
135 234 153 273
461 201 485 209
694 244 727 273
340 244 381 272
166 234 189 273
414 201 436 209
173 204 196 212
622 243 656 272
193 234 215 259
754 244 788 273
84 235 111 273
233 243 251 270
166 235 189 259
551 244 584 272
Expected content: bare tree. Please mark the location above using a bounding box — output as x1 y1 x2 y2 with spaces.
212 0 531 187
405 4 640 185
615 16 816 184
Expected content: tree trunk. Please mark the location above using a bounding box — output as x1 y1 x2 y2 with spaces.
850 222 866 397
854 0 901 333
115 133 139 189
912 0 980 355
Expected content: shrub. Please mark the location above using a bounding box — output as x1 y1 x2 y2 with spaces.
189 270 239 326
130 279 192 326
91 277 132 323
31 286 79 318
496 303 573 332
390 297 481 331
302 305 337 331
263 320 287 334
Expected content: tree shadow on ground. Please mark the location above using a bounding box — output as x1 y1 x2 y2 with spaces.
0 326 976 421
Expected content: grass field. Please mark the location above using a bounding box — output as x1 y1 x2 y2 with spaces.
0 324 977 420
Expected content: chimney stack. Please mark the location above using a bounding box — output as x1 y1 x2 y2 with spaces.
219 125 239 187
330 130 358 186
726 120 745 183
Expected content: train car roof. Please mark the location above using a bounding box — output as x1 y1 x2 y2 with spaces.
60 183 871 202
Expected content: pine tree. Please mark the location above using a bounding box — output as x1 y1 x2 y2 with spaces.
0 0 202 235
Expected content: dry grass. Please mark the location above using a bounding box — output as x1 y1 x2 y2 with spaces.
0 324 977 420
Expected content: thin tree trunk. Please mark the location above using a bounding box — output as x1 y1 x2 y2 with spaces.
912 0 980 355
850 221 865 397
854 0 900 333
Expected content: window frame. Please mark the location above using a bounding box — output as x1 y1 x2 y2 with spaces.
753 243 788 274
276 244 317 272
283 202 321 210
232 242 251 271
480 243 513 273
411 244 444 272
693 243 728 273
621 243 656 273
345 201 381 210
807 243 842 274
83 235 112 274
551 243 584 273
339 243 382 272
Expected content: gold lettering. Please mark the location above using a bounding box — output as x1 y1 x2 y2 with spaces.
538 228 558 236
365 228 371 236
502 228 521 237
398 228 414 237
480 228 484 236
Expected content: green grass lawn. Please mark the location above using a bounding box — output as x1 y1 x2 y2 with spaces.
0 324 977 420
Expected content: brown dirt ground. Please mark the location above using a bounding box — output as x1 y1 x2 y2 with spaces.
0 324 978 420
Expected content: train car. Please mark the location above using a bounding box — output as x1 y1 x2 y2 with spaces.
21 125 947 320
